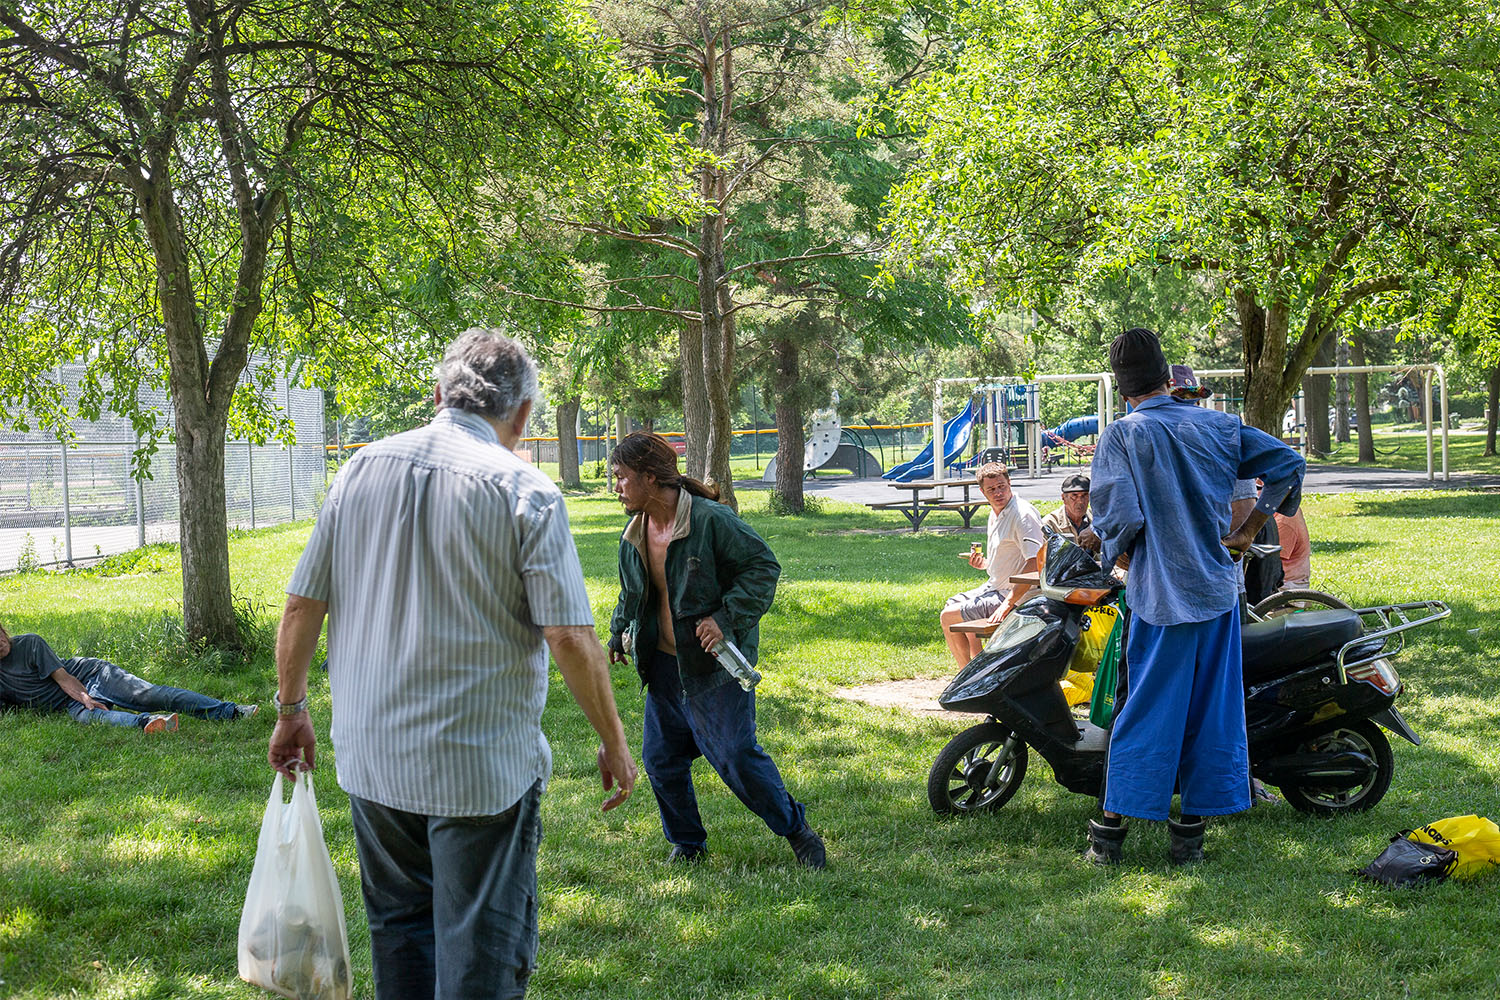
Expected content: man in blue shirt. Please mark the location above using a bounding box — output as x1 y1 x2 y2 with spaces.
1084 329 1304 865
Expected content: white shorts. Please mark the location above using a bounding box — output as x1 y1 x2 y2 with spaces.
943 583 1007 621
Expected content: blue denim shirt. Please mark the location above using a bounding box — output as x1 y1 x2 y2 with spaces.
1091 395 1304 626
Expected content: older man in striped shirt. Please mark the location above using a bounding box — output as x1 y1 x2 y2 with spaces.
269 329 637 1000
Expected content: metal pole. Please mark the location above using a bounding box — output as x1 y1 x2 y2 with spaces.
287 381 297 521
59 438 73 566
752 393 760 470
932 381 946 496
133 434 145 550
1437 364 1450 481
248 440 257 530
1423 369 1434 482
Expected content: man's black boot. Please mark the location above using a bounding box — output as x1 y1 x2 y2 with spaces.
1167 818 1207 865
787 825 826 869
666 844 707 865
1082 819 1127 865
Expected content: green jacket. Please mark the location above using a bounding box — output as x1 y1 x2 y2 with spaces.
608 491 780 693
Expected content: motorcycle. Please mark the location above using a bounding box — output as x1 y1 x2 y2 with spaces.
927 534 1449 817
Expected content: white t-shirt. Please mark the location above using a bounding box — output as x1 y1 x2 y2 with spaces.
986 495 1045 592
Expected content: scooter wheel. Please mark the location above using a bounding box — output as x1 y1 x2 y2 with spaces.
928 722 1028 816
1279 719 1394 815
1249 589 1352 621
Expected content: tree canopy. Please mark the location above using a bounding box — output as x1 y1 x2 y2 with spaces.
885 0 1500 430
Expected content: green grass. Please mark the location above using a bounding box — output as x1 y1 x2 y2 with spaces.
2 490 1499 999
1311 427 1500 477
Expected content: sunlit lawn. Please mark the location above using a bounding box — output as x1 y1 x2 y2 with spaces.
2 487 1497 999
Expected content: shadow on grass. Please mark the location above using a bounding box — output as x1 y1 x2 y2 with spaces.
1347 492 1500 519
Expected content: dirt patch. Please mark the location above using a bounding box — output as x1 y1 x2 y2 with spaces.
830 677 984 718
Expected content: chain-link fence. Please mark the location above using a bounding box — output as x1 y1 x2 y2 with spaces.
1 361 325 573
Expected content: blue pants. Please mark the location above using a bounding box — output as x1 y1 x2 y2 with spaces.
1103 608 1250 821
643 651 806 849
348 780 542 1000
64 659 239 727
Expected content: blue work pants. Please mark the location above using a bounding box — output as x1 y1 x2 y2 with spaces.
1103 608 1250 820
643 651 805 849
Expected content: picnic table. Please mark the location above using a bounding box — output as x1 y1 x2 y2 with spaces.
867 476 987 532
949 573 1041 637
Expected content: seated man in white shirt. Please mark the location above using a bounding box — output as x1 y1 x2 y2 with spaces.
939 462 1046 666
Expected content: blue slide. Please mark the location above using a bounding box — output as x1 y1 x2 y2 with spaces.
883 399 979 481
1043 415 1098 447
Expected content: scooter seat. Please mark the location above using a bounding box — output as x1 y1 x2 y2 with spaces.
1241 610 1363 686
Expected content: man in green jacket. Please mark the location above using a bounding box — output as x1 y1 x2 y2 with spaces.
608 432 824 869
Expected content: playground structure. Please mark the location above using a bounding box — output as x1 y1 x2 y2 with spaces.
915 373 1115 491
762 406 883 481
909 363 1449 496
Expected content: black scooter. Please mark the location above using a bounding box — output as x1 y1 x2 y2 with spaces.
927 535 1449 817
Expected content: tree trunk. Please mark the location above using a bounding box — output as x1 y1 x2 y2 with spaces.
772 337 805 513
1350 336 1376 463
144 173 253 649
556 396 581 487
1486 363 1499 458
680 320 708 479
1237 290 1294 434
1305 333 1333 454
698 214 737 512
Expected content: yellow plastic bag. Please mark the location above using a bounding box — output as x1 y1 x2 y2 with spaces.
1407 815 1500 880
1067 602 1121 674
1061 669 1095 707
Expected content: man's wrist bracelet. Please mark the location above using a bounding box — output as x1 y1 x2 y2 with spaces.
273 692 308 717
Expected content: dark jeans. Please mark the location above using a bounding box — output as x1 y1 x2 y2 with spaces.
643 650 806 849
348 780 542 1000
64 659 238 727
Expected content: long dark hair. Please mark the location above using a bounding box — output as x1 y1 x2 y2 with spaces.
609 432 720 501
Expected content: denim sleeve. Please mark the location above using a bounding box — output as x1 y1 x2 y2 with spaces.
1089 426 1144 569
1237 425 1305 515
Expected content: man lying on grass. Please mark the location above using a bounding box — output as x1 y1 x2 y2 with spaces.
0 622 256 733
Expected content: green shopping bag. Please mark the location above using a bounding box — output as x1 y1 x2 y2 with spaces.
1088 592 1126 728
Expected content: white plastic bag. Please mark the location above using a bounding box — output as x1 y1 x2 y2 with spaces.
238 771 353 1000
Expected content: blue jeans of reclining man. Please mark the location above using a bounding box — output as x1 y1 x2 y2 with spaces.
64 658 240 728
643 650 805 850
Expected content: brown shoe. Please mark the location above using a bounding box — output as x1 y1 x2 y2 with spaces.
143 713 179 734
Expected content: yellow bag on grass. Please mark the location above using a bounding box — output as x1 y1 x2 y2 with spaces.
1067 603 1120 674
1406 815 1500 880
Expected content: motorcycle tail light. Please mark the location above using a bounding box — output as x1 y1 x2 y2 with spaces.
1346 658 1400 695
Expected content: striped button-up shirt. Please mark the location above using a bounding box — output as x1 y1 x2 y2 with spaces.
286 408 593 816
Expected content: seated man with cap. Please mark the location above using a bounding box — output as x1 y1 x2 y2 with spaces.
1040 473 1100 554
1084 329 1305 867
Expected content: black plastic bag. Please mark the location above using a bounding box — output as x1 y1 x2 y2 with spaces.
1355 834 1457 888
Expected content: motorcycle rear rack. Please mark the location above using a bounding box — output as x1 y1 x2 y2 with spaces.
1335 601 1451 684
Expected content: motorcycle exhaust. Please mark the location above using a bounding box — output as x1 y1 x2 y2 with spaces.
1258 750 1376 791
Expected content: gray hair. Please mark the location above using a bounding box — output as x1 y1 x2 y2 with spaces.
435 328 539 421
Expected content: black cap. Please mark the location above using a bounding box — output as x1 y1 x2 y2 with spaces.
1110 327 1171 397
1061 473 1090 494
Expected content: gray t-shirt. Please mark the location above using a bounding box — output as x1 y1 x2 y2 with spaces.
287 408 595 817
0 633 95 711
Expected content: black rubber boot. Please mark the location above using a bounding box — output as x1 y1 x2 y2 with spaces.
1168 818 1207 865
1082 819 1127 865
788 825 827 869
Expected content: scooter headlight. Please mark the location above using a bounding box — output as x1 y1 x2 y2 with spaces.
983 611 1048 653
